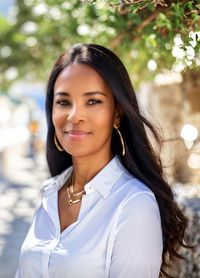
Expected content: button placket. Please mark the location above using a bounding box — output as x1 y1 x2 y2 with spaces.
42 237 61 278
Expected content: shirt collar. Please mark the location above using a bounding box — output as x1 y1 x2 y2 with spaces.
42 167 73 196
43 155 125 199
84 155 125 199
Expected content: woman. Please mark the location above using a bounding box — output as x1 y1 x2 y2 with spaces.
16 43 188 278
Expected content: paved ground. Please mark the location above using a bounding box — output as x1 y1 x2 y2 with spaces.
0 152 48 278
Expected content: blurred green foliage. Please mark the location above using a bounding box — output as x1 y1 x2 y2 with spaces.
0 0 200 90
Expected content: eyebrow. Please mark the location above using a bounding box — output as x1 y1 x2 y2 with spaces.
54 91 106 97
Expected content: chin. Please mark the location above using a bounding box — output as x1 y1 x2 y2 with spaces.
66 148 102 159
64 142 110 159
65 148 93 158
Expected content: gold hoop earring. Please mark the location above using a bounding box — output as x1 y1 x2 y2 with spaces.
54 133 64 152
114 124 125 156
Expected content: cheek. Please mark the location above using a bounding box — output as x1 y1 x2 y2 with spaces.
52 109 57 127
52 109 63 129
94 109 115 130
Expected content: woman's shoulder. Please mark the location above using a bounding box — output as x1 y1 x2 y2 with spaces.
116 171 158 210
115 173 161 224
119 169 155 196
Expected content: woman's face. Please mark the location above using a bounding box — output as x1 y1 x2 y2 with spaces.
52 63 120 159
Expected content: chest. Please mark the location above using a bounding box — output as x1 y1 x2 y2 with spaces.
58 185 82 233
20 189 124 278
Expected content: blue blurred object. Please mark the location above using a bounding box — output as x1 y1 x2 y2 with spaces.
9 81 45 111
0 0 14 16
22 90 45 111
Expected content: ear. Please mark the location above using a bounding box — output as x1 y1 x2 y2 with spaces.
114 105 124 127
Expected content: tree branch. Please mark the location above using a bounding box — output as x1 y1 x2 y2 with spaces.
111 0 191 48
135 7 164 32
111 5 167 47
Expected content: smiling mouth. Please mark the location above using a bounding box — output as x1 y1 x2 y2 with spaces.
66 130 91 134
65 130 91 140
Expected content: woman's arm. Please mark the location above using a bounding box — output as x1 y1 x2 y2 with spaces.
109 192 163 278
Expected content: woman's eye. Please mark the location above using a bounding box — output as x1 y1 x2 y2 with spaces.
87 99 102 105
56 100 70 106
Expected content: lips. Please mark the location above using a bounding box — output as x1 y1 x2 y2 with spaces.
65 130 91 140
66 130 91 135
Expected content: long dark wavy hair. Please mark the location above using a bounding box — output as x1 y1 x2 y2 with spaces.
45 43 188 277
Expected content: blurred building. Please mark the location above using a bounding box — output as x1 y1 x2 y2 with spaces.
138 70 200 184
0 81 47 179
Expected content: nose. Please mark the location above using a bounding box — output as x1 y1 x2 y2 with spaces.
67 104 83 124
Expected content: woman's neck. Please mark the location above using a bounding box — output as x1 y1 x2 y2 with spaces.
71 152 113 192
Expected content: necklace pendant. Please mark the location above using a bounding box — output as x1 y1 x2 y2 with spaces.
66 173 85 207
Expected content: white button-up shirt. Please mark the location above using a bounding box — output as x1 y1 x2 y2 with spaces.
16 155 163 278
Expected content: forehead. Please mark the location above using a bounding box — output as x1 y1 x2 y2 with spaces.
54 63 112 95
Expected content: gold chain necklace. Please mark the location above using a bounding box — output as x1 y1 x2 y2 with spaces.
66 173 86 207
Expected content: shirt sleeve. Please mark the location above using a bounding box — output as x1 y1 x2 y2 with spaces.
109 192 163 278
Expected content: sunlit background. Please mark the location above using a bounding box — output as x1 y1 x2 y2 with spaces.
0 1 200 277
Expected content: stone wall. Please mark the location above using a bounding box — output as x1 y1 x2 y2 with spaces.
169 184 200 277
